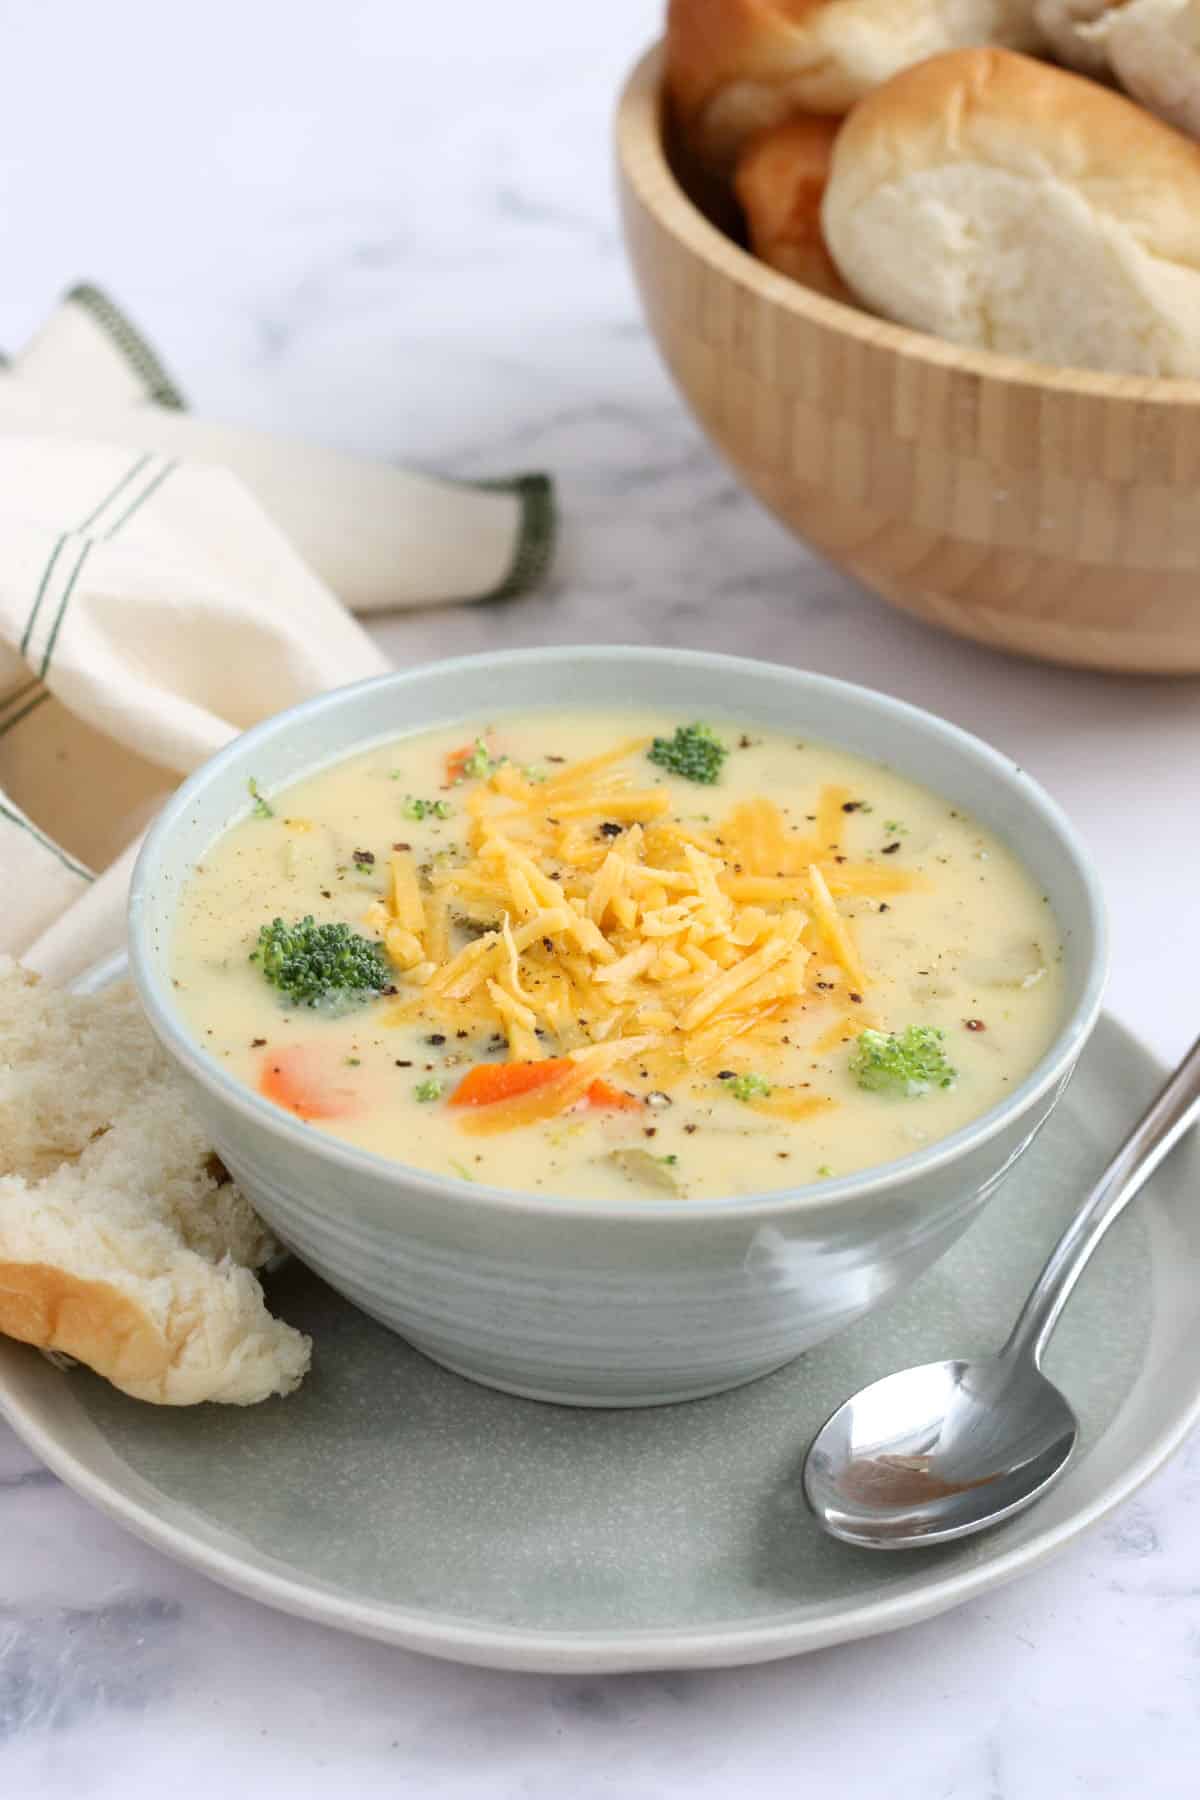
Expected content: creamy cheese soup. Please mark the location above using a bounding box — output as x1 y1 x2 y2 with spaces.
172 712 1064 1200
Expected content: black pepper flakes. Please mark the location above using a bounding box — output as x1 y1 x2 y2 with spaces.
352 849 375 866
683 1123 697 1134
250 1037 267 1048
881 841 901 855
427 1033 446 1046
392 841 411 852
848 991 864 1004
598 821 623 838
643 1127 658 1139
841 800 864 813
394 1060 413 1068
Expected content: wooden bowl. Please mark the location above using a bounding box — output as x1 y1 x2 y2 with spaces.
616 45 1200 675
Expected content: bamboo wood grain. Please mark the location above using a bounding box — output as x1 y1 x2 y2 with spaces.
616 45 1200 675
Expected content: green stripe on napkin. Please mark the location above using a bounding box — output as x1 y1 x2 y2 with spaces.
0 686 49 738
473 472 557 602
66 283 187 411
50 286 557 603
0 798 93 881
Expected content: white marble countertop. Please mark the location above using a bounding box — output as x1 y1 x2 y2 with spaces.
3 2 1199 1794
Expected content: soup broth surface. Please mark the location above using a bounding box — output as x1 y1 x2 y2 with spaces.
173 711 1065 1200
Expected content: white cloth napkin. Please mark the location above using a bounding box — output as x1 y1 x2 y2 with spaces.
0 287 556 983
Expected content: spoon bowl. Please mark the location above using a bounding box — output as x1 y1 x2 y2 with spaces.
803 1028 1200 1551
803 1355 1079 1550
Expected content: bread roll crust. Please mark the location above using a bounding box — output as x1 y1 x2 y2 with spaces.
665 0 1045 168
0 1261 167 1390
734 116 853 298
822 47 1200 375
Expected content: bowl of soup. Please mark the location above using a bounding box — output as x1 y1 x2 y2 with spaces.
129 647 1106 1406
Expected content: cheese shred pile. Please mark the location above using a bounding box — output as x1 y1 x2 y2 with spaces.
363 738 925 1120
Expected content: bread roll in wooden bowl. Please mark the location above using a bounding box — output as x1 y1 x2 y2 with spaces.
616 42 1200 674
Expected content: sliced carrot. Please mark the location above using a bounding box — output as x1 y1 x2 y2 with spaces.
445 743 475 784
449 1059 571 1107
445 736 498 785
587 1078 643 1112
449 1059 644 1115
258 1047 359 1120
456 1064 585 1134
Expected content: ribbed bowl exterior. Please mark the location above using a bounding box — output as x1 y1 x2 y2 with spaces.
180 1068 1066 1405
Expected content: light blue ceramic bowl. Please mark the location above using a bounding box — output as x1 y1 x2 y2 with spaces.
128 648 1107 1407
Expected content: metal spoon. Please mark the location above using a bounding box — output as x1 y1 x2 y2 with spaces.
803 1034 1200 1550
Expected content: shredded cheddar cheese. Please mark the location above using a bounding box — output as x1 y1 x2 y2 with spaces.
363 741 926 1110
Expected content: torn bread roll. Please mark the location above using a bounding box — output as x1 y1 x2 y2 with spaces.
1095 0 1200 139
0 961 310 1404
1034 1 1200 140
734 116 852 299
665 0 1045 170
821 47 1200 376
1031 0 1115 74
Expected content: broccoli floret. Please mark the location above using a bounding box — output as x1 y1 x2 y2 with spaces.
250 915 389 1010
247 777 274 819
402 795 451 821
729 1071 772 1102
414 1077 443 1102
460 738 506 781
647 723 728 785
849 1026 957 1097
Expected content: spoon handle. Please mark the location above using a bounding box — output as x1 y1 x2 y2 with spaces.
1003 1033 1200 1367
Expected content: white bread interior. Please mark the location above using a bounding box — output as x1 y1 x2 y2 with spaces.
821 46 1200 375
666 0 1045 168
0 960 310 1405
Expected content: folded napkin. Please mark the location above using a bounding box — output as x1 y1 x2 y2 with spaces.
0 286 556 982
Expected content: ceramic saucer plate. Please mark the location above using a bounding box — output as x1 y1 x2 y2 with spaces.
1 974 1197 1673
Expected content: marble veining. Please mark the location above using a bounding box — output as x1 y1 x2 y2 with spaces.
2 1 1199 1794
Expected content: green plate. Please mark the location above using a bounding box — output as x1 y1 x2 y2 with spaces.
2 1011 1196 1672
